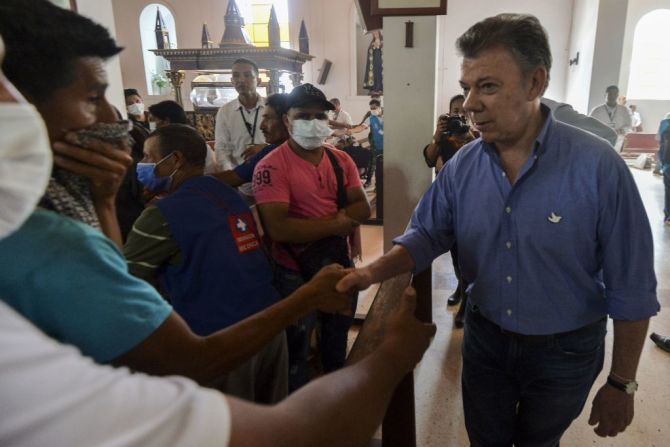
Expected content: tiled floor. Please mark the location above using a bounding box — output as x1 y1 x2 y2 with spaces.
361 168 670 446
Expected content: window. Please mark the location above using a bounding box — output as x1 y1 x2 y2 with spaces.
627 9 670 100
238 0 290 48
139 4 178 95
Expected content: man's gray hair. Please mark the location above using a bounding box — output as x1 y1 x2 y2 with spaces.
456 14 552 94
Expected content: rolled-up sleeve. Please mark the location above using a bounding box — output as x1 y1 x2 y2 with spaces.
597 152 659 320
393 168 456 273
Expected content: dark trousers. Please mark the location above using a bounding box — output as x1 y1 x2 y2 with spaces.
274 264 357 392
450 243 467 292
462 304 606 447
663 166 670 220
366 153 382 185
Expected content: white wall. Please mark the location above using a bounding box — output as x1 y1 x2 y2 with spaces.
436 0 574 114
587 0 628 112
564 0 599 114
287 0 372 122
382 16 438 250
618 0 670 131
77 0 126 115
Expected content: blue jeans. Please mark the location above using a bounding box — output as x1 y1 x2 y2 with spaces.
462 304 606 447
274 264 358 392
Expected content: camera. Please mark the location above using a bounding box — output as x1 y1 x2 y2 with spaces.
440 114 470 136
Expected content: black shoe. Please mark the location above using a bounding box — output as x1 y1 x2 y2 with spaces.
650 333 670 353
447 290 461 306
453 304 465 328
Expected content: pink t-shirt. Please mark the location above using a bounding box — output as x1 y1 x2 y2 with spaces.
253 142 362 269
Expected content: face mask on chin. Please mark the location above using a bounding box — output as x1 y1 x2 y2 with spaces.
289 118 333 151
0 102 52 239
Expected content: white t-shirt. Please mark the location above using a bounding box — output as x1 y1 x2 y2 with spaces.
331 109 353 126
0 300 231 447
214 96 266 195
589 103 632 134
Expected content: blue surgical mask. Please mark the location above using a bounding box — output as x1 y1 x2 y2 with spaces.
136 153 176 193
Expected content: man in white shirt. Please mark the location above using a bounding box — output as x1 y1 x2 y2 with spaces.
328 97 353 147
542 97 617 146
589 85 633 136
214 58 266 196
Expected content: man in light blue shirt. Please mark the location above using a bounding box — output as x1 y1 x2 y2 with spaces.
338 13 658 446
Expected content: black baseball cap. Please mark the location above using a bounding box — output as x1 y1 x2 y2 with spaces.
286 83 335 111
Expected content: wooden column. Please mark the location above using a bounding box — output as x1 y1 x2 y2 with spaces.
166 70 185 106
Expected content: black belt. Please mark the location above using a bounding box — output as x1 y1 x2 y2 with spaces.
497 318 606 345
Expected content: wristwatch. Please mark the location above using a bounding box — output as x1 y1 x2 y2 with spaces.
607 375 638 394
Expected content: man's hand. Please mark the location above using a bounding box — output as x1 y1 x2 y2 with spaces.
433 115 448 142
52 133 133 202
307 264 354 315
378 287 436 373
332 209 360 237
336 266 374 293
242 143 266 160
588 383 634 437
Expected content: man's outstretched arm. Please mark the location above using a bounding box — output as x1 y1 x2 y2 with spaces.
337 244 416 293
228 287 436 447
114 265 353 385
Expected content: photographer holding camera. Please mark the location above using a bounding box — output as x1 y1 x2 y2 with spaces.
422 94 475 326
423 95 474 172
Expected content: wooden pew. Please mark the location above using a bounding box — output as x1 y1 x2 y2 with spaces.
347 265 433 447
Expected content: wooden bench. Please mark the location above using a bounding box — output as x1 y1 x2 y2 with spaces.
622 133 658 157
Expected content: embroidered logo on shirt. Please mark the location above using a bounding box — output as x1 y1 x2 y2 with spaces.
236 218 247 232
548 212 562 224
228 213 260 254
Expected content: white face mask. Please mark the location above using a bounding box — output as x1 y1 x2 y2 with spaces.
0 102 52 239
290 118 333 150
149 121 157 132
370 109 380 116
127 102 145 117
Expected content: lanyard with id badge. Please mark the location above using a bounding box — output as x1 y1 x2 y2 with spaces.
240 106 260 152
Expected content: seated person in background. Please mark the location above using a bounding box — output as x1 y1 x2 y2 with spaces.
125 124 290 402
125 88 150 130
148 99 218 173
0 66 436 445
254 83 371 391
0 0 134 248
629 104 642 132
148 99 188 129
214 93 289 188
349 99 384 187
0 0 353 396
327 97 354 148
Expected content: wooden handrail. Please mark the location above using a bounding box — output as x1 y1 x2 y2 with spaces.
346 265 433 447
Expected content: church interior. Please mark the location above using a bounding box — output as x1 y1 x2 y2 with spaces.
1 0 669 446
